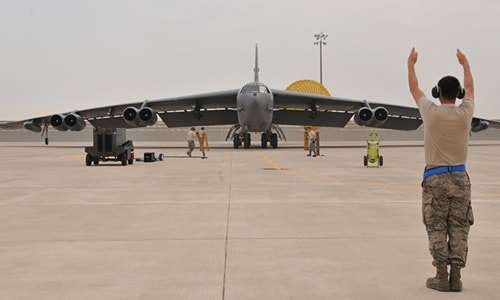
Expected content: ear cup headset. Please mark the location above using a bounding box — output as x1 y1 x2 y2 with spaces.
431 76 466 99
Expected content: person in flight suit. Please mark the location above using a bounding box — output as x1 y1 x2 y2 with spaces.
408 48 475 292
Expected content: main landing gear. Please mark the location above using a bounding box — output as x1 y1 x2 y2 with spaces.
260 132 278 149
226 124 285 149
233 132 252 149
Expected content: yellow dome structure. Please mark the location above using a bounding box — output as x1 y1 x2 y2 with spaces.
285 79 331 97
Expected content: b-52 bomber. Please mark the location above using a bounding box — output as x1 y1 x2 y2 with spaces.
1 44 499 149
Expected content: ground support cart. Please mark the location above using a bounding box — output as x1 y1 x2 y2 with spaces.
364 130 383 167
84 128 134 166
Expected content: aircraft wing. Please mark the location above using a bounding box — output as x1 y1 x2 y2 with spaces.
153 89 239 128
271 89 500 133
0 120 27 130
2 87 500 135
271 89 423 130
0 89 240 131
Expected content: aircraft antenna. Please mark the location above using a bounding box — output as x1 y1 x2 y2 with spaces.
254 44 259 83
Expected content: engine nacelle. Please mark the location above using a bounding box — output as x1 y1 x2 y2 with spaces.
354 107 373 126
354 107 389 127
23 120 42 133
50 114 68 131
123 106 157 127
50 113 86 131
372 107 389 126
64 113 86 131
471 119 490 133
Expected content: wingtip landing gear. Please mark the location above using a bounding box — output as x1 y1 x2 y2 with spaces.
42 123 49 145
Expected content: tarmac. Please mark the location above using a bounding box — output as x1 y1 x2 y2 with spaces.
1 126 500 299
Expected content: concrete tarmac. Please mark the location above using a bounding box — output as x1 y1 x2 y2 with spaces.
1 128 500 299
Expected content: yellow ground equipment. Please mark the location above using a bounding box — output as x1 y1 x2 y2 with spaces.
364 130 383 167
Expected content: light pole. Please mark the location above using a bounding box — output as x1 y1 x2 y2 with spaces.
314 32 328 84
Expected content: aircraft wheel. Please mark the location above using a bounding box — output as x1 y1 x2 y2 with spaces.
363 155 368 166
379 156 383 167
271 133 278 148
233 135 240 148
244 133 251 148
261 133 268 148
85 154 92 166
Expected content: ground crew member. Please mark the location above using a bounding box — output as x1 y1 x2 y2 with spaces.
199 127 206 147
196 130 207 159
187 127 196 157
306 127 317 157
408 48 474 292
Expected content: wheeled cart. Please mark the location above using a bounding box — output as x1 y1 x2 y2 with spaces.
363 130 383 167
84 128 134 166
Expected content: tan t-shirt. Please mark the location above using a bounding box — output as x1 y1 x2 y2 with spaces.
187 130 197 141
417 97 474 168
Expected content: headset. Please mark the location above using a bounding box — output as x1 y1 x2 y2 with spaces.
431 76 465 99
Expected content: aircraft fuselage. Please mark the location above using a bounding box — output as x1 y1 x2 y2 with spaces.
236 82 273 132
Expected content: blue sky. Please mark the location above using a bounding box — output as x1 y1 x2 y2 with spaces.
1 0 500 120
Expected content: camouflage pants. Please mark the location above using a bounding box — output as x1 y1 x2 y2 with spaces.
422 171 474 268
187 140 195 155
308 140 317 156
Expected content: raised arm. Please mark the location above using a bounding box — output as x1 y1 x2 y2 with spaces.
457 49 474 100
407 47 426 104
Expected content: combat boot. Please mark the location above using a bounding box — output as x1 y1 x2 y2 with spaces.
450 265 463 292
426 266 450 292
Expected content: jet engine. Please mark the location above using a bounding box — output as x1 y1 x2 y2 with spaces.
63 113 86 131
23 120 42 133
354 107 373 125
122 106 157 127
50 114 68 131
471 119 490 133
354 107 389 127
50 113 86 131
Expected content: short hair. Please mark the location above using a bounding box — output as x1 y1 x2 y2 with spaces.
437 76 463 99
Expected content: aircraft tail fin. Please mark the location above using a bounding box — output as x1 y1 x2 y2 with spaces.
254 44 259 83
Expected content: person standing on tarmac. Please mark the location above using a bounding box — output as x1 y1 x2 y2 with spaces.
306 127 317 157
408 48 475 292
199 127 206 147
187 127 196 157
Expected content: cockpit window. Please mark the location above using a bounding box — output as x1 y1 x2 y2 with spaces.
259 85 270 93
241 84 270 94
